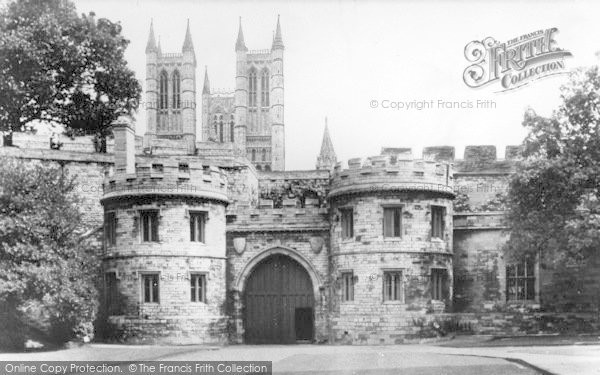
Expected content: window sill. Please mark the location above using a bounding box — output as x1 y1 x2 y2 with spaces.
383 237 402 241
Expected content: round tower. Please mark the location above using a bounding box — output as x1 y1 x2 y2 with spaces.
234 17 248 157
101 131 229 343
328 153 455 344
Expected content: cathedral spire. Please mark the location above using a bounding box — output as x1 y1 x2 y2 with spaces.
272 15 284 50
182 19 194 52
203 66 210 94
235 17 247 51
145 19 157 53
157 35 162 55
316 117 337 170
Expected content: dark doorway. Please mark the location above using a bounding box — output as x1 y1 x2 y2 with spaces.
244 254 315 344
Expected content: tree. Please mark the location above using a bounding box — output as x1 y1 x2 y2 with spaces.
0 0 141 151
506 66 600 265
0 157 100 349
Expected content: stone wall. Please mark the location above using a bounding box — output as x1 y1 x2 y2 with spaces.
0 147 111 229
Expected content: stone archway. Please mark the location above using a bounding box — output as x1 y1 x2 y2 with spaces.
242 252 316 344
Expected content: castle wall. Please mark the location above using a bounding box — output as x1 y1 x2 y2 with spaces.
0 147 111 229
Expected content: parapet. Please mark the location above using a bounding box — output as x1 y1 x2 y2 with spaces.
226 206 329 232
101 157 228 204
329 154 454 198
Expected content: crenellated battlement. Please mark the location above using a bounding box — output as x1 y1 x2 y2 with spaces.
226 205 329 232
330 154 454 198
101 157 228 204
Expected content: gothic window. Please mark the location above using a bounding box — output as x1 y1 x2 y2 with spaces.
190 212 206 243
213 115 218 138
248 69 257 107
261 69 269 106
159 70 168 110
219 120 224 143
261 148 266 161
230 115 234 142
251 149 256 161
172 70 181 109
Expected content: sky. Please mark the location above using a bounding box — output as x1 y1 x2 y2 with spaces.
72 0 600 170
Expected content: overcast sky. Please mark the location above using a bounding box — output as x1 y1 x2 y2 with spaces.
73 0 600 170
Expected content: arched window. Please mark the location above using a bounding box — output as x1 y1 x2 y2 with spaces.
251 149 256 161
219 120 224 143
248 70 257 107
159 70 168 110
213 114 218 139
261 70 269 107
230 115 234 142
172 70 180 109
261 148 266 161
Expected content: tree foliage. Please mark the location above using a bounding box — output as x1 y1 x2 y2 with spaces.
506 66 600 264
0 157 99 349
0 0 141 150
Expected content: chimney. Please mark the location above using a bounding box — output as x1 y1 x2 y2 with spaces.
112 116 135 175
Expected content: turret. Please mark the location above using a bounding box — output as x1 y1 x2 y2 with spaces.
144 20 158 150
316 117 337 170
181 19 197 154
234 17 248 157
270 15 285 170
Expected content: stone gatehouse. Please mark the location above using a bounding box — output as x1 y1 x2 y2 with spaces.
1 17 600 345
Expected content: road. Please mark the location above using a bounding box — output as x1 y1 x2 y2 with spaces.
0 344 549 375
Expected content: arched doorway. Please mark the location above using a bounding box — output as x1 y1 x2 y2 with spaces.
244 254 314 344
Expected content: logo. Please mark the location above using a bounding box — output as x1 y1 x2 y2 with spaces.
463 28 572 92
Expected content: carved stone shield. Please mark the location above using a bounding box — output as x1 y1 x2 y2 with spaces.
233 237 246 255
309 236 324 254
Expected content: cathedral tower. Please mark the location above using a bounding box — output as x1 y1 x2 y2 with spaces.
143 20 197 155
230 16 285 171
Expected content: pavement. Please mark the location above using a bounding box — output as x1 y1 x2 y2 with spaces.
1 337 600 375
